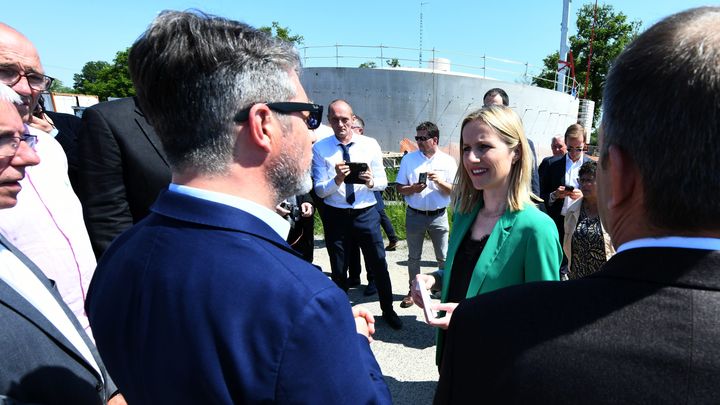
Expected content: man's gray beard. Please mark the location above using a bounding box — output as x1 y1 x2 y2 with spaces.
267 147 312 204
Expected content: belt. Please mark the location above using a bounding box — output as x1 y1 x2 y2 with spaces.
408 206 446 216
327 205 374 215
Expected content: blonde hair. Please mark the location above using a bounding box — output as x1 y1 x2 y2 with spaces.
452 105 539 213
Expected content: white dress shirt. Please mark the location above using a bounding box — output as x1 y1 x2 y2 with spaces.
312 133 387 209
561 154 585 215
0 127 97 337
396 150 457 211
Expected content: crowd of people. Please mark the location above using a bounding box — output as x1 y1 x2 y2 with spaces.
1 5 719 404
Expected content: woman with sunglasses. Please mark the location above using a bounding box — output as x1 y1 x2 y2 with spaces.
413 105 562 365
562 160 614 279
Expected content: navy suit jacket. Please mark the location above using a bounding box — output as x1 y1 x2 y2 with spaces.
0 235 115 404
87 190 391 404
539 154 591 238
436 247 720 404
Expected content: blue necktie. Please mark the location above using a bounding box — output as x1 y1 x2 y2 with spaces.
339 143 355 205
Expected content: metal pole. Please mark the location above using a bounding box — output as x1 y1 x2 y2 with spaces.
557 0 571 92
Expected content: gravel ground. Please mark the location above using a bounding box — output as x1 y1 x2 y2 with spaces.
312 237 441 404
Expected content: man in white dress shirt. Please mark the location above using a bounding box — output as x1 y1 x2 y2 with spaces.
312 99 402 329
395 121 456 307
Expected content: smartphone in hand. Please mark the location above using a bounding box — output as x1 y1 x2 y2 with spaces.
416 278 437 323
343 162 369 184
418 172 428 185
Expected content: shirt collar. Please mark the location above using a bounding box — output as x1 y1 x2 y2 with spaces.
168 183 290 239
617 236 720 253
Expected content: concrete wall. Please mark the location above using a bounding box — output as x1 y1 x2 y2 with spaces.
301 67 580 160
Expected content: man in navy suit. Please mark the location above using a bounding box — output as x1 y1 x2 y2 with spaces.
0 87 120 404
436 7 720 403
540 123 591 276
86 11 391 404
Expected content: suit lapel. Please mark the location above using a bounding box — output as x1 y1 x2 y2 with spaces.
0 235 105 381
133 97 169 167
465 210 518 297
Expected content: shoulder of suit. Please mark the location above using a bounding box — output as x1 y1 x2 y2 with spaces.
514 204 556 229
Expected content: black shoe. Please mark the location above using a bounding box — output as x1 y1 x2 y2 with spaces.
382 311 403 330
385 240 398 251
348 277 361 287
363 281 377 296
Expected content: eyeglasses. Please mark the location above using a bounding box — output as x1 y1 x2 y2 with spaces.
234 102 324 130
577 177 596 184
0 68 55 91
567 147 585 152
415 136 433 142
0 134 38 157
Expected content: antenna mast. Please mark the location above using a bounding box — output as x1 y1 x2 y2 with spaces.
419 2 428 67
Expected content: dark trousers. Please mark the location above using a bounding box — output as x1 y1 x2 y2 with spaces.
288 215 314 263
348 192 397 281
323 205 394 313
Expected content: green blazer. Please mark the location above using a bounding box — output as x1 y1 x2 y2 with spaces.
436 201 562 362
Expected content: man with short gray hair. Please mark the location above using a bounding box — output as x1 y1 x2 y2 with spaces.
86 10 391 403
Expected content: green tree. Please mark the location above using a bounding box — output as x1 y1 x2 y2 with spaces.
74 49 134 100
533 3 640 126
49 79 75 94
73 61 110 94
258 22 304 45
385 58 401 68
359 61 377 68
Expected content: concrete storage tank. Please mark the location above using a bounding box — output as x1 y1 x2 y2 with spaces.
301 66 581 160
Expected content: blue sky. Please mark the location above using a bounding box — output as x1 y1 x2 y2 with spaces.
3 1 712 87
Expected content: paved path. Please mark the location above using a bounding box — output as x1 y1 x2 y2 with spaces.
312 237 441 404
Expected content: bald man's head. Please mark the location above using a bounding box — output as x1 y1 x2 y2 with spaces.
0 23 44 122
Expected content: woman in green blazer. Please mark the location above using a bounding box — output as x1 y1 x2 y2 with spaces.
413 105 562 361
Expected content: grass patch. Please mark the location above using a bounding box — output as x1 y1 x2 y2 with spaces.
313 198 454 241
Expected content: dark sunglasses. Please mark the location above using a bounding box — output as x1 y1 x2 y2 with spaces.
234 102 324 130
415 136 433 142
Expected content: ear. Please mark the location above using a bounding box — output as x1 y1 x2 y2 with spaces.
511 147 520 164
605 145 638 210
244 104 276 153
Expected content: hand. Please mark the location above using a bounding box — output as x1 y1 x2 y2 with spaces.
427 171 441 183
334 162 350 185
568 189 583 200
358 166 374 188
352 305 376 342
28 114 54 133
425 302 459 330
300 202 313 217
411 274 436 309
275 203 290 217
108 393 128 405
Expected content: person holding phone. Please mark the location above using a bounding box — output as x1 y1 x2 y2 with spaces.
413 106 561 364
539 123 591 277
563 160 614 279
312 99 402 330
396 121 457 308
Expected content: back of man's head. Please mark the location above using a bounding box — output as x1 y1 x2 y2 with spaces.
483 88 509 107
416 121 440 141
129 10 300 175
601 6 720 231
